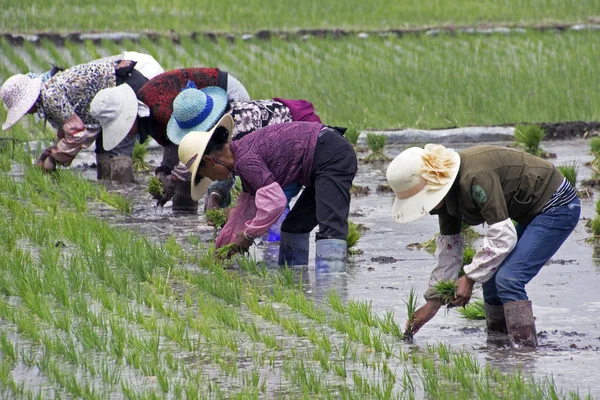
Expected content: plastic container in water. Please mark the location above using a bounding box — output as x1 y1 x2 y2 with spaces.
266 208 290 242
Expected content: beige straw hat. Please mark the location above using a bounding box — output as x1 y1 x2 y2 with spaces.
386 144 461 223
178 114 234 201
1 74 43 130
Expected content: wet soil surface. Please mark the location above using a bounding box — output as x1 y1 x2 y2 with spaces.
71 139 600 396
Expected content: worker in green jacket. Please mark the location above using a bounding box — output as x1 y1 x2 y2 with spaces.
386 144 580 348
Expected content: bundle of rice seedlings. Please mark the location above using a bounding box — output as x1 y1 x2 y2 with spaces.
148 176 163 198
206 209 227 229
216 243 238 259
461 223 481 241
364 133 390 162
347 220 362 254
132 140 150 172
431 279 458 305
557 161 579 188
514 124 545 156
457 299 486 320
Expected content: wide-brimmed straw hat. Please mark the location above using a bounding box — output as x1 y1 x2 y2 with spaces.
1 74 43 130
166 82 228 145
386 144 461 223
90 84 139 151
178 113 234 201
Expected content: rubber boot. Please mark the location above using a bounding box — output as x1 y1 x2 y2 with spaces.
315 239 347 273
172 180 198 214
278 232 309 266
485 302 508 334
110 156 135 184
504 300 538 348
96 153 112 180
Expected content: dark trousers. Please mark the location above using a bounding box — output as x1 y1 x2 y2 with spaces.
281 128 357 240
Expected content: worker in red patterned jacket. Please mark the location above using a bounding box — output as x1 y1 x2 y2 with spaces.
90 68 249 212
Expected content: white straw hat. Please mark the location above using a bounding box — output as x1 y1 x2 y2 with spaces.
178 114 234 201
1 74 43 130
90 84 139 151
386 144 461 223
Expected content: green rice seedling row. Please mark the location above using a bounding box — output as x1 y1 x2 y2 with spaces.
1 31 600 142
2 0 599 33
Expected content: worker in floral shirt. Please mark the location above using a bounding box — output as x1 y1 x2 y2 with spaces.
0 52 162 182
386 144 580 348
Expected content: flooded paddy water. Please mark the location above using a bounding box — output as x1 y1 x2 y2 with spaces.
59 138 600 397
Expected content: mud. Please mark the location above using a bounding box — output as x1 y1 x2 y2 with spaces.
66 138 600 396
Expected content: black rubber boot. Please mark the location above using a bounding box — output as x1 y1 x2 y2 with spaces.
172 180 198 214
485 302 508 334
504 300 538 348
278 232 310 266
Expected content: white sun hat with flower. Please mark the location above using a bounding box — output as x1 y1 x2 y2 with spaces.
386 144 461 223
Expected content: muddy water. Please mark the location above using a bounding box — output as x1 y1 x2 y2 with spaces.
71 139 600 396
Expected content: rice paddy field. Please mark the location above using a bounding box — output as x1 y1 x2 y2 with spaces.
2 2 600 399
1 0 599 33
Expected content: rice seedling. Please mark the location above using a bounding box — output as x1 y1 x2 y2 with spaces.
347 299 378 328
132 140 149 172
590 138 600 173
364 133 390 162
431 279 458 305
557 161 579 188
457 299 486 320
589 216 600 237
147 176 163 198
403 287 420 340
206 209 228 229
346 220 362 254
344 127 360 147
376 310 404 339
326 289 346 314
462 245 476 266
0 332 17 364
514 124 545 157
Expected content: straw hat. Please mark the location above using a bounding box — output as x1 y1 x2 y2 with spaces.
166 82 228 145
90 84 139 151
1 74 43 130
386 144 461 223
178 114 234 201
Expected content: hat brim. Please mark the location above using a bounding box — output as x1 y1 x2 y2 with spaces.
2 77 42 130
166 86 229 145
391 155 460 224
188 114 235 201
100 85 139 151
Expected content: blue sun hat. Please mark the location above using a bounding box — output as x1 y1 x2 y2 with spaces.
166 81 228 145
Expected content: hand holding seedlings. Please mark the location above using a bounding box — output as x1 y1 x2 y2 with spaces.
406 300 442 335
450 275 475 307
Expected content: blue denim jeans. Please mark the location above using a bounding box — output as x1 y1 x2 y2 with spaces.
482 197 581 305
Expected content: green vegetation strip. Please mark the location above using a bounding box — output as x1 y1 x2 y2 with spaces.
1 0 598 33
0 133 593 398
1 31 600 140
